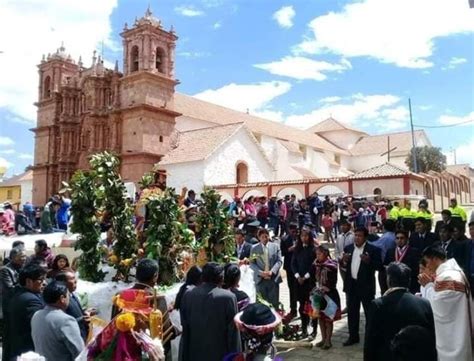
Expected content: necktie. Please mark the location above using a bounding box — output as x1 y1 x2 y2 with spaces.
263 245 269 272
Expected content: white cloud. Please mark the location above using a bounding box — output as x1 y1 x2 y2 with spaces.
293 0 474 68
418 105 433 111
0 157 13 171
273 6 296 29
175 5 205 17
254 56 351 81
319 96 342 103
177 51 211 58
443 56 468 70
0 137 14 147
194 81 291 114
0 149 15 155
213 21 222 29
446 137 474 166
0 1 118 123
18 153 34 160
286 93 408 130
439 111 474 126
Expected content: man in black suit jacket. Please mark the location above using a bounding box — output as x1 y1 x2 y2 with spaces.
437 224 467 269
179 262 241 361
364 262 436 361
234 229 252 261
385 230 421 294
6 264 46 361
342 226 382 346
434 209 454 237
280 223 298 317
56 270 94 341
410 217 438 251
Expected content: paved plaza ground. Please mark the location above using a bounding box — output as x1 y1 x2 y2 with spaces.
275 252 365 361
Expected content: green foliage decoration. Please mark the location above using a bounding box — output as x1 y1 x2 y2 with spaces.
143 187 195 285
69 171 106 282
90 152 138 280
139 172 154 190
195 187 234 263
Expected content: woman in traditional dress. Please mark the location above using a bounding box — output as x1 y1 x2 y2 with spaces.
225 303 282 361
223 263 250 311
291 226 317 339
314 245 341 350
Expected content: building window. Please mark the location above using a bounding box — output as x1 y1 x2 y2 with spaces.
159 135 163 143
236 162 248 184
156 47 165 73
131 46 139 72
335 154 341 164
6 190 12 199
373 188 382 196
44 76 51 98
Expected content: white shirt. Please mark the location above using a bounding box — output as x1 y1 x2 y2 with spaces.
351 242 366 280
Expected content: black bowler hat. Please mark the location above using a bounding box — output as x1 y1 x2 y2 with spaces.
234 303 281 335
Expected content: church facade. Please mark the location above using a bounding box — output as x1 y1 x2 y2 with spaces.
31 8 472 207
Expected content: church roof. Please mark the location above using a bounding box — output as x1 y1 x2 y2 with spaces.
291 166 318 179
349 130 430 156
0 170 33 187
307 117 367 135
159 123 271 166
349 163 411 179
174 93 348 155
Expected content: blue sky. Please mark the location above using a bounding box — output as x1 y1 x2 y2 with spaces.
0 0 473 177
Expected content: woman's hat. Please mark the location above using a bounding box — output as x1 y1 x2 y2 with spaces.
234 303 281 335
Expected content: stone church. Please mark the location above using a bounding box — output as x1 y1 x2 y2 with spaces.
31 8 472 208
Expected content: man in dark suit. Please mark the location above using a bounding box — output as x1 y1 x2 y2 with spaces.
466 221 474 295
342 226 382 346
280 223 298 318
385 230 421 294
6 264 46 360
410 217 438 251
234 228 252 261
179 262 241 361
437 224 466 269
249 228 283 308
56 270 95 341
434 209 453 237
364 262 435 361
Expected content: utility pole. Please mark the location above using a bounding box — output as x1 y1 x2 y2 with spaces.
409 98 418 173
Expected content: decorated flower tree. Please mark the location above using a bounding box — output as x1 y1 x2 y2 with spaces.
69 152 137 281
69 170 106 282
142 187 195 285
195 187 235 264
90 152 138 280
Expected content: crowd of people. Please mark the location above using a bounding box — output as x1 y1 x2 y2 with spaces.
0 194 72 236
0 188 473 361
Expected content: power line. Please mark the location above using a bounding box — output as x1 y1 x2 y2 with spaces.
413 119 474 128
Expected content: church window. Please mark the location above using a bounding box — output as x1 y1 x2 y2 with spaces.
131 46 139 72
156 47 165 73
44 76 51 98
236 162 248 184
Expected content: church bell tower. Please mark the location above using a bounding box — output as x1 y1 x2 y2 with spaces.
119 7 181 182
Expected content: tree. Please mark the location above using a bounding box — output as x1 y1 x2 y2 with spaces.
405 146 447 173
